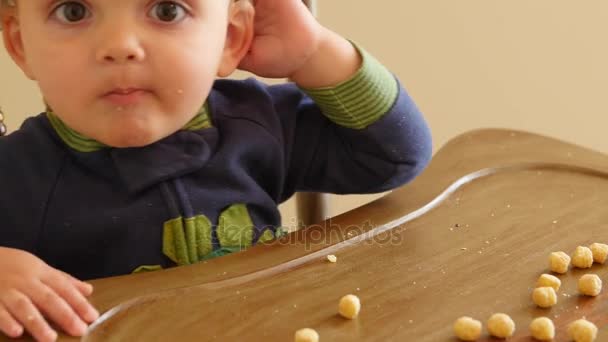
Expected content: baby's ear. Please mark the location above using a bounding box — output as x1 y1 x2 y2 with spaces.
217 0 254 77
2 12 35 80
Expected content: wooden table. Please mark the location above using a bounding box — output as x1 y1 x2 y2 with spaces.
9 129 608 341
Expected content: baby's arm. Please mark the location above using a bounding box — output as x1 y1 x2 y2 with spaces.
274 47 432 198
0 127 99 341
238 0 432 198
288 28 362 89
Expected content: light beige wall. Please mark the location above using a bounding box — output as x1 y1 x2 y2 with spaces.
318 0 608 155
2 0 607 226
0 45 43 132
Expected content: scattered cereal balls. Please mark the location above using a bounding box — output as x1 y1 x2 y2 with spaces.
532 287 558 308
578 274 602 296
453 316 482 341
487 313 515 338
338 294 361 319
295 328 319 342
572 246 593 269
567 319 597 342
529 317 555 341
589 243 608 264
536 274 561 292
549 251 571 274
327 255 337 263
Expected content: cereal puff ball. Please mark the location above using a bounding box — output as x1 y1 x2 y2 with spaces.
567 319 597 342
589 243 608 264
529 317 555 341
295 328 319 342
487 313 515 338
338 294 361 319
532 287 557 308
572 246 594 269
453 316 482 341
578 274 602 297
549 251 571 274
536 273 561 292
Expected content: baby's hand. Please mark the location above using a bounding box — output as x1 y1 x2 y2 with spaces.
0 247 99 342
238 0 324 78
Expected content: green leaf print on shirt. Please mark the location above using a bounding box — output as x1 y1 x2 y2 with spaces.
217 203 254 251
163 215 213 265
162 204 286 266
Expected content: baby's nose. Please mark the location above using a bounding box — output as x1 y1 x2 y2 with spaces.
102 51 141 63
95 28 145 64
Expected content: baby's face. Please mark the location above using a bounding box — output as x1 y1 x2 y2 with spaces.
10 0 233 147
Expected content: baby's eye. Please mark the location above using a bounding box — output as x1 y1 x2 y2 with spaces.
52 1 89 23
150 1 187 22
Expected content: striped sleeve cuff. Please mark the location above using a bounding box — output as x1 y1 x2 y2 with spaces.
301 43 399 130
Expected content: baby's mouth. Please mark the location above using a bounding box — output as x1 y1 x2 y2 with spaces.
103 88 150 106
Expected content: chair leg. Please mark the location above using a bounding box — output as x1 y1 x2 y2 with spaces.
295 192 329 227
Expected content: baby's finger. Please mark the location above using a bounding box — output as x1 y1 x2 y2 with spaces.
0 306 24 338
2 291 57 342
29 282 88 337
57 270 93 296
42 272 99 323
